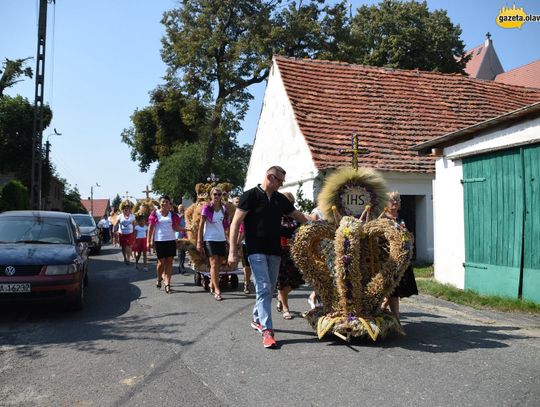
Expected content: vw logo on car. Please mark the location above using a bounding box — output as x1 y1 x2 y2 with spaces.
4 266 16 276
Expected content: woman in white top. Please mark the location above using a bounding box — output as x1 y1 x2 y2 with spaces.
197 187 229 301
117 205 136 265
132 216 148 271
148 196 183 294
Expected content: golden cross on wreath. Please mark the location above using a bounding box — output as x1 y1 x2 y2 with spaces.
339 133 370 171
142 185 153 199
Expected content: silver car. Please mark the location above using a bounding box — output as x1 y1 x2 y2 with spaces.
72 214 102 255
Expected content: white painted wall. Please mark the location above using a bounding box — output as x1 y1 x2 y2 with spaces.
445 116 540 160
433 115 540 288
432 157 465 288
244 62 318 192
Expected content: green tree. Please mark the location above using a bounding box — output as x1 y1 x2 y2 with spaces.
0 57 33 98
295 182 315 214
152 142 205 200
111 194 122 211
348 0 469 72
160 0 328 175
0 95 53 188
62 184 86 214
272 0 328 58
315 1 355 62
152 137 251 200
0 179 29 211
121 86 207 172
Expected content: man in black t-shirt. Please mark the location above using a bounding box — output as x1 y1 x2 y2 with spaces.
228 166 308 348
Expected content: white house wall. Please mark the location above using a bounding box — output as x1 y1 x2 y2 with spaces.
434 115 540 289
433 157 465 288
445 116 540 160
244 63 318 191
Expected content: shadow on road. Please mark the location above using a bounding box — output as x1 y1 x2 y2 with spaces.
0 246 195 358
274 309 532 353
389 317 527 353
1 245 533 358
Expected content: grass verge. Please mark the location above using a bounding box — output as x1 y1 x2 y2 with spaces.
413 265 540 314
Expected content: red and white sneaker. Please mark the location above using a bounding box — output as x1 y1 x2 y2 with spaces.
250 320 263 334
262 330 277 348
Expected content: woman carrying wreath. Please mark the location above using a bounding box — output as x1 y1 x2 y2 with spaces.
197 187 230 301
380 191 418 332
148 195 183 294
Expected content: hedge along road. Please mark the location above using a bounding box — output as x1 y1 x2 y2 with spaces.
0 244 539 407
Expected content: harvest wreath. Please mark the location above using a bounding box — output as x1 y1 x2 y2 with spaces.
290 167 413 342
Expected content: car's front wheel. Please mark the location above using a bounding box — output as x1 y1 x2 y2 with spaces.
68 280 85 311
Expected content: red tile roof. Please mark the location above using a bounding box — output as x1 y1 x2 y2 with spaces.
80 198 110 219
274 56 540 173
463 43 485 77
495 60 540 89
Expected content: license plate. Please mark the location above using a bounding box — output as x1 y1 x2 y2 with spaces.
0 283 31 293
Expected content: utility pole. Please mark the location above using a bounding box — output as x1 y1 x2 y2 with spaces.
43 128 61 209
30 0 55 209
45 128 61 168
90 183 101 217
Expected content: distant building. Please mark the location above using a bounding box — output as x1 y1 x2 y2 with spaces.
463 33 504 80
494 60 540 89
465 33 540 89
81 198 111 222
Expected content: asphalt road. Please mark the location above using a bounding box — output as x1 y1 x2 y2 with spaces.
1 245 539 407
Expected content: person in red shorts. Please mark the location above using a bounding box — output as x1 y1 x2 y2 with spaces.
116 203 136 265
132 216 148 271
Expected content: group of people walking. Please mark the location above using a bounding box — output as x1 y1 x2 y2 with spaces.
109 197 187 294
104 165 417 349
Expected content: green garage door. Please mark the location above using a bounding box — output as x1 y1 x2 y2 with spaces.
522 145 540 302
462 144 540 302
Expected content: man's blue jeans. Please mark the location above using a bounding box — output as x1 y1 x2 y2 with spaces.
248 253 281 332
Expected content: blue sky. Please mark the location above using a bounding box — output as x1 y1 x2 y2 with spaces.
1 0 539 201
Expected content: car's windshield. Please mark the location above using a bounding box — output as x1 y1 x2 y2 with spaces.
0 216 71 244
72 215 95 227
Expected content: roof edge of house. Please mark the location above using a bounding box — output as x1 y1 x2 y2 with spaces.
411 101 540 155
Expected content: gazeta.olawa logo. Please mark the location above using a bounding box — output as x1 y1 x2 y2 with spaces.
496 4 540 29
